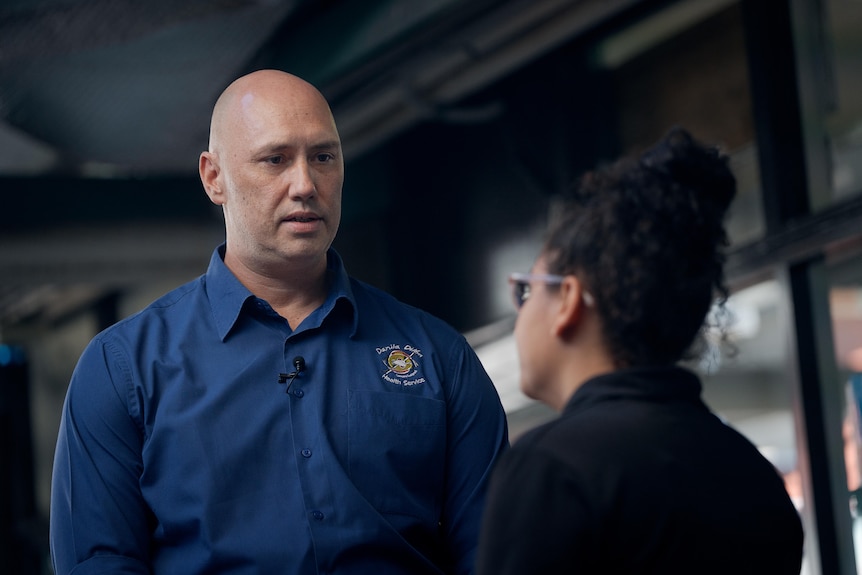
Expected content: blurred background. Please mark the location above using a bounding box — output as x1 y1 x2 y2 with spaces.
1 0 861 573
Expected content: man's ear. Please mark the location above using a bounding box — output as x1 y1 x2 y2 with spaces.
552 276 590 337
199 151 224 206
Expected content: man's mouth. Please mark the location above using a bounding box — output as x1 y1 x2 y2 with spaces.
285 213 320 223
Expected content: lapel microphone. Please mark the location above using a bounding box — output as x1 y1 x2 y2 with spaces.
278 356 306 393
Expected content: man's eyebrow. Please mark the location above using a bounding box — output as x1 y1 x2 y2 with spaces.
310 139 342 150
253 139 341 154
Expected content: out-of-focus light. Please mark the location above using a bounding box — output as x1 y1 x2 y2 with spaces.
847 347 862 372
0 344 24 367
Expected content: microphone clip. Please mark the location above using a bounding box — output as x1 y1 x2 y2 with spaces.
278 356 306 393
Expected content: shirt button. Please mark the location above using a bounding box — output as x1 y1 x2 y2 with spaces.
311 510 324 521
301 448 312 458
293 389 304 398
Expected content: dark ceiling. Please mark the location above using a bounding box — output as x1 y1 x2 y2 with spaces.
0 0 642 176
0 0 646 331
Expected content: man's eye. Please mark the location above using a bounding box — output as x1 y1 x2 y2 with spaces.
314 153 334 163
266 156 283 165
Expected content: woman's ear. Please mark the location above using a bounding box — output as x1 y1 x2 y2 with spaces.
552 275 590 337
199 151 224 206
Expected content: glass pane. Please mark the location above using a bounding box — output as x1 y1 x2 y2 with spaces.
688 279 809 568
725 143 766 246
829 251 862 573
826 0 862 201
597 1 766 246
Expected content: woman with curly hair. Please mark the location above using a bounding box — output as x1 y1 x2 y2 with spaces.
476 127 804 574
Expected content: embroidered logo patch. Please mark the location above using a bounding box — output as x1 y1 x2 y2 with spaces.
376 343 426 386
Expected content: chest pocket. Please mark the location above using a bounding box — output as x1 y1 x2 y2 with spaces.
347 389 446 523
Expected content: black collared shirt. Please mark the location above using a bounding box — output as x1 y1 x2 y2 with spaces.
477 366 803 574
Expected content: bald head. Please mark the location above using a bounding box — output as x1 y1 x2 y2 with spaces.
208 69 339 155
198 69 344 282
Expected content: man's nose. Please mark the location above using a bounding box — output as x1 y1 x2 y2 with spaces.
287 159 316 199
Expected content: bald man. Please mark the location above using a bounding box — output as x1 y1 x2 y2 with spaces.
50 70 509 575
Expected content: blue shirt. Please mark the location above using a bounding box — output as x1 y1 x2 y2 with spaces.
50 246 509 575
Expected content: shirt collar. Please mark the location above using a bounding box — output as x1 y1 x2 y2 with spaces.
563 365 704 415
205 244 358 341
317 248 359 336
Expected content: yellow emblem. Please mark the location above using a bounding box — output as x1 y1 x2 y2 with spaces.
386 350 414 375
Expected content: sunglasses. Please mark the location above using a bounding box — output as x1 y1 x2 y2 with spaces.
508 273 595 310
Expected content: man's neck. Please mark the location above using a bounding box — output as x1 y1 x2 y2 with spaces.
225 250 330 329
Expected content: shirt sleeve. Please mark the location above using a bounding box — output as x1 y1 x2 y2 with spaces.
50 336 152 575
475 444 598 575
441 337 510 575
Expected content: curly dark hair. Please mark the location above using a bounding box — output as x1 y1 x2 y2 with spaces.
543 126 736 368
